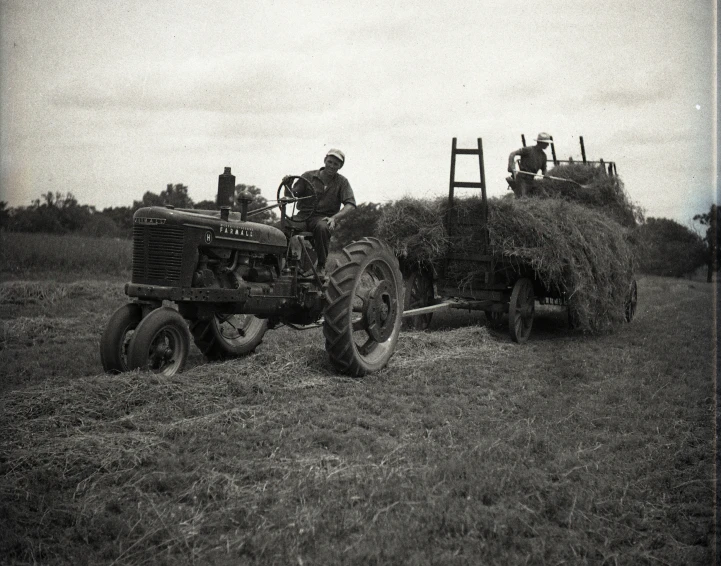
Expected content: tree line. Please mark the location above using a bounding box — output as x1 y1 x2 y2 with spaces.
0 183 717 278
0 183 278 239
0 182 384 252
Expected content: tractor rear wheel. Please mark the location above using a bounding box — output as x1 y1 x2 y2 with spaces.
323 238 403 377
191 314 267 360
100 303 143 374
127 307 191 376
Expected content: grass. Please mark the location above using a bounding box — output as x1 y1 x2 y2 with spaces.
0 233 715 565
0 231 132 280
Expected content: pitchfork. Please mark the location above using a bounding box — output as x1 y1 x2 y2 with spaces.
514 170 595 189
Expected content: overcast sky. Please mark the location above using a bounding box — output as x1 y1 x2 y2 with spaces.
1 0 717 225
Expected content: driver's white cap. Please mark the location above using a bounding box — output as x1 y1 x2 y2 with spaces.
326 148 345 166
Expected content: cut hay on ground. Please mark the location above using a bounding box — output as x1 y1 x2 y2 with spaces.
377 189 637 333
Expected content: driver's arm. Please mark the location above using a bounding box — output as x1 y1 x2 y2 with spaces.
508 149 523 172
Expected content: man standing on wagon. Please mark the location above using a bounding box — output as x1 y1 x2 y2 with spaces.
506 132 552 198
284 148 356 277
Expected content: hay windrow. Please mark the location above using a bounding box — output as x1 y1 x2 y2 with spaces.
377 183 637 333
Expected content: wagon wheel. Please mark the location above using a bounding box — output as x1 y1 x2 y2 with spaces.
508 278 535 343
191 314 268 360
127 307 191 377
100 303 143 373
323 238 404 377
402 269 434 331
624 279 638 322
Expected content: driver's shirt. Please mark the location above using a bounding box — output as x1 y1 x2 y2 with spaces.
295 168 356 217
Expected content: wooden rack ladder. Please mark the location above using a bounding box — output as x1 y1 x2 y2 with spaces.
521 134 618 176
445 138 491 280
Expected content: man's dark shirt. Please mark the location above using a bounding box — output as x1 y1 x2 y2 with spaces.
517 146 548 174
295 168 356 217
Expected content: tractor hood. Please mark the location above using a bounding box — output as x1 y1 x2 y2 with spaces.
133 206 287 248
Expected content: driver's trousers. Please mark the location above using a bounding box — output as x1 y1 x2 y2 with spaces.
304 215 332 268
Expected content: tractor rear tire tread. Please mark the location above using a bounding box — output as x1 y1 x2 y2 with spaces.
323 238 403 377
190 315 267 361
100 303 143 374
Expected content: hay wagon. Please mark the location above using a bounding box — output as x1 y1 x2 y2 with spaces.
399 137 638 342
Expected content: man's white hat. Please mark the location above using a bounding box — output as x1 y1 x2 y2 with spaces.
326 148 345 166
535 133 553 144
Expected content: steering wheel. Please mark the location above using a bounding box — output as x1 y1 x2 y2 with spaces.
276 176 317 224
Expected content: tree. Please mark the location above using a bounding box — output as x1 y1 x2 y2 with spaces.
5 191 95 234
100 206 134 237
637 217 708 277
133 183 194 210
0 201 9 229
234 184 278 225
194 199 218 210
694 203 719 280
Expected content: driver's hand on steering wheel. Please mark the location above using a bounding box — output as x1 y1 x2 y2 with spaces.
282 175 294 188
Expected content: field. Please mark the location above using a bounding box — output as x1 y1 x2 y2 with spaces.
0 233 717 565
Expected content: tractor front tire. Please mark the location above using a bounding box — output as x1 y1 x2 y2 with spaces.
323 238 404 377
100 303 143 374
191 314 267 360
127 307 191 377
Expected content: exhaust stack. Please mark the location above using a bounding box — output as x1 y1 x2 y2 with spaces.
217 167 235 208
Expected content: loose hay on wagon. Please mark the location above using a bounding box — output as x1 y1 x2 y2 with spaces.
384 137 639 342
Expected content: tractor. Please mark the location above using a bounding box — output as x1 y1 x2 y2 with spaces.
100 168 404 378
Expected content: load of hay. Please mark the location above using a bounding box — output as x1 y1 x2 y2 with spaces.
377 166 638 333
374 197 450 264
532 164 644 228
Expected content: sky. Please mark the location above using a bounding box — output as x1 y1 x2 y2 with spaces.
0 0 717 225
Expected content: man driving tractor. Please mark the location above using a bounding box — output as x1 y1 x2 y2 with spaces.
507 132 552 198
284 148 356 277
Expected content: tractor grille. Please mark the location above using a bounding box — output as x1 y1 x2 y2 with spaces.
132 225 185 285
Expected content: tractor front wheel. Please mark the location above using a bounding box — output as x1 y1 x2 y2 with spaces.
191 314 267 360
127 307 191 377
323 238 404 377
100 303 143 374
